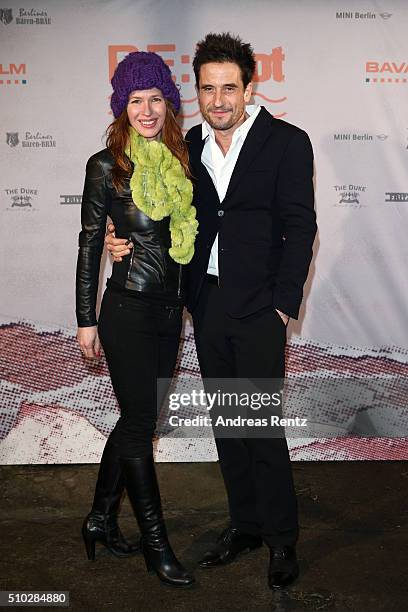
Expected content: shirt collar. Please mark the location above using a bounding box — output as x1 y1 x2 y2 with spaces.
201 104 261 141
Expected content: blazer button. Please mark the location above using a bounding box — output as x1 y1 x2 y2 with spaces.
218 210 224 217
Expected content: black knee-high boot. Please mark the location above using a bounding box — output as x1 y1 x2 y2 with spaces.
122 455 195 587
82 440 140 560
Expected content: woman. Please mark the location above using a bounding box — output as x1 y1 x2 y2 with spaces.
76 51 197 587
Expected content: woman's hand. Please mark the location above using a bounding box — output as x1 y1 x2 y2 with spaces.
77 326 101 360
105 223 133 262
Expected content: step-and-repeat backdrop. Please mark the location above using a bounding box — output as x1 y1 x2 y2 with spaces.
1 0 407 463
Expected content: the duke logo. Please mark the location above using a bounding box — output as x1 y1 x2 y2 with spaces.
6 132 19 147
0 8 13 25
11 194 32 207
5 187 38 210
339 192 360 205
334 184 366 208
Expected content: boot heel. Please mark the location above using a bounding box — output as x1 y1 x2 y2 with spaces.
82 531 96 561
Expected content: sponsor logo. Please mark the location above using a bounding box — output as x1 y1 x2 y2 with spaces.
336 11 376 19
333 132 388 142
0 62 27 85
385 192 408 203
333 184 367 208
335 11 392 20
108 44 288 127
60 195 82 205
0 8 12 24
365 61 408 84
6 132 19 147
4 187 38 210
5 131 56 148
0 7 51 25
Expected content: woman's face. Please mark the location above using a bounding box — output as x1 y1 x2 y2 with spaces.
127 88 167 141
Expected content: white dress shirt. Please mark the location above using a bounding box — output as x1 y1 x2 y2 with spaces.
201 105 261 276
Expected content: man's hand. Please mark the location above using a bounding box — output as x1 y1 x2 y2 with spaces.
276 309 290 326
105 222 133 262
77 326 101 360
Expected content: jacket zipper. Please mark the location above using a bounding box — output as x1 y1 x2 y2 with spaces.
177 264 182 298
126 235 135 280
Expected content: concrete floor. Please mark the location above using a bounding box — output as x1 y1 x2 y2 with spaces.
1 461 407 611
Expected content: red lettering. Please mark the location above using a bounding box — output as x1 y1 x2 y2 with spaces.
380 62 393 73
367 61 408 74
108 45 138 81
10 63 25 75
271 47 285 82
254 54 271 82
147 44 176 67
0 63 26 75
366 61 379 72
391 62 407 73
253 47 285 83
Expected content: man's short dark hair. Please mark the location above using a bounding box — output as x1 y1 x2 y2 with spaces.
193 32 256 88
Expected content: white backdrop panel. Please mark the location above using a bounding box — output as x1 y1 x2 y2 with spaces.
1 0 407 462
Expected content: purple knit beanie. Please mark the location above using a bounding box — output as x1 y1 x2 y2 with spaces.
110 51 181 118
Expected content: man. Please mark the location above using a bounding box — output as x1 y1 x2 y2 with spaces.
106 32 317 589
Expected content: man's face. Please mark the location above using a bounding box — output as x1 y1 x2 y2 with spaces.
197 62 252 132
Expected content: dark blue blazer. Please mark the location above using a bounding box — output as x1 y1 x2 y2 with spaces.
185 107 317 320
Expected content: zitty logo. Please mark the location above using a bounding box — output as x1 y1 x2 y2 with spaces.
366 61 408 84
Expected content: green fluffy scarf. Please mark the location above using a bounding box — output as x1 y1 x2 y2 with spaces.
125 127 198 265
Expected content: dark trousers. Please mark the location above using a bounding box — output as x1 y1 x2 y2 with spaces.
98 288 182 458
193 279 298 546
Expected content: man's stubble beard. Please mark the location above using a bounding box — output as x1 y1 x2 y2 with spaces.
202 110 242 132
201 103 247 132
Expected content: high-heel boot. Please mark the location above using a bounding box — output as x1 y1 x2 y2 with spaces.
82 440 140 560
122 455 195 587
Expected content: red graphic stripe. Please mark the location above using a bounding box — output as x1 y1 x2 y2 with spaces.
253 93 287 103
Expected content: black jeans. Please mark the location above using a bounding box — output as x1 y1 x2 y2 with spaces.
193 279 298 547
98 288 182 458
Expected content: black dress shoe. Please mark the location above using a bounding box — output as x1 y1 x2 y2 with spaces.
199 527 263 568
268 545 299 589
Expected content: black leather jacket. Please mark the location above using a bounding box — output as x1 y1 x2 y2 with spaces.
76 148 183 327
